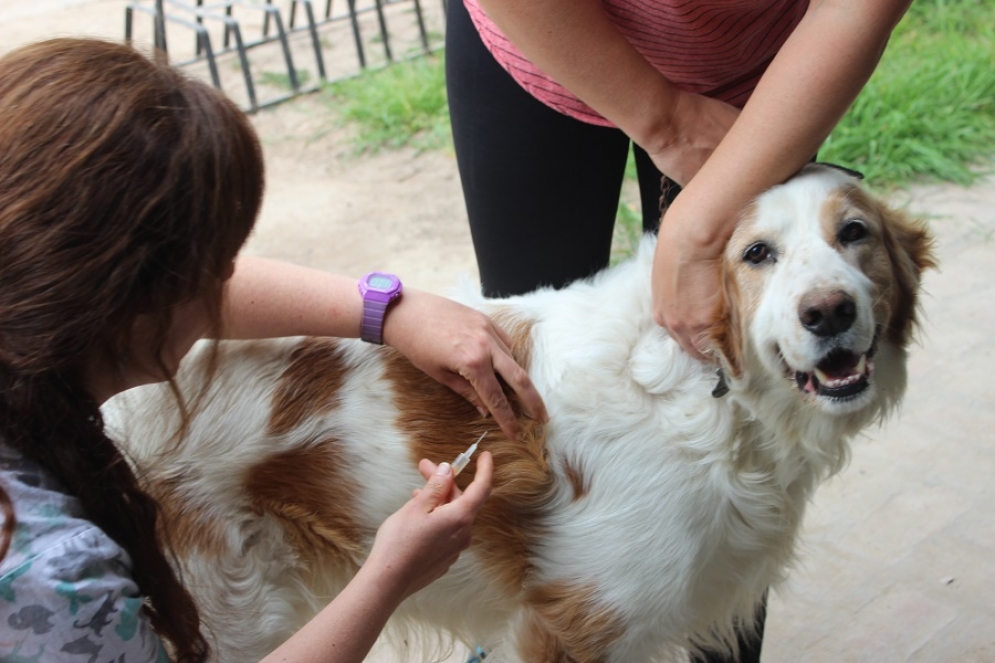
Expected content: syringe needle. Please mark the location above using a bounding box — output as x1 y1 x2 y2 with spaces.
452 432 487 476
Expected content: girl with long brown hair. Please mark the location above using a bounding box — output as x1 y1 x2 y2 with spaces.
0 38 545 662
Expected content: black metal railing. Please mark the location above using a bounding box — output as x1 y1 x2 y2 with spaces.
125 0 446 112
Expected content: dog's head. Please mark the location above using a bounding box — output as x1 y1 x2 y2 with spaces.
709 165 935 425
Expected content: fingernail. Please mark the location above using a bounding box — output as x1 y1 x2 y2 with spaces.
435 462 452 477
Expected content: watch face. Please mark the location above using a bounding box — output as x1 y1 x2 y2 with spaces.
362 272 401 296
368 274 395 291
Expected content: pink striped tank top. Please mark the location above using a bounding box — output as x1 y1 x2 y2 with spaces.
463 0 810 126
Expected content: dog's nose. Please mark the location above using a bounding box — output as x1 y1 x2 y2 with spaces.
798 290 857 337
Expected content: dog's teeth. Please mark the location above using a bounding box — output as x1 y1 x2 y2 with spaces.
857 354 867 375
813 367 829 386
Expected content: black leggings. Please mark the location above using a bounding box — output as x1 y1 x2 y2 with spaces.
446 0 672 298
445 2 766 661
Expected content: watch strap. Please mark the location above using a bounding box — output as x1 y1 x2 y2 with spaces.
360 298 390 345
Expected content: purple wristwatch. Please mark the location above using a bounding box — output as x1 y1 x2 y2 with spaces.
358 272 402 344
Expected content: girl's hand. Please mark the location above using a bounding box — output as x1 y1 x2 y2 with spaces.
365 451 494 600
260 453 494 663
385 291 548 440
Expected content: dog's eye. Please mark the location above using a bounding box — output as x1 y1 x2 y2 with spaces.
743 242 773 265
838 219 868 245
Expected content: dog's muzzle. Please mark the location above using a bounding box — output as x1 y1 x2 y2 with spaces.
791 334 878 401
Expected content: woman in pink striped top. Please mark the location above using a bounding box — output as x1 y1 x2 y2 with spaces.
446 0 911 660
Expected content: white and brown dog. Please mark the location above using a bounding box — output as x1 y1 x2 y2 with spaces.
105 165 935 662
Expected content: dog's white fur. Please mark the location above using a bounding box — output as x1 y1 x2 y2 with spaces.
105 166 934 662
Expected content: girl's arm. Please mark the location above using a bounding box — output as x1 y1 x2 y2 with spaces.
222 256 547 438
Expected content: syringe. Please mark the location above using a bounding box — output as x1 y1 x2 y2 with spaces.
452 432 487 476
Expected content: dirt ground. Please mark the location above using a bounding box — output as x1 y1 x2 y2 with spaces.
245 95 478 294
3 1 995 661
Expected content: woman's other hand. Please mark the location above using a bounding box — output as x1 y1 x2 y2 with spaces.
385 292 548 440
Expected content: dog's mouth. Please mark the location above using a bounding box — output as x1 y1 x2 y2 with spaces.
787 335 878 401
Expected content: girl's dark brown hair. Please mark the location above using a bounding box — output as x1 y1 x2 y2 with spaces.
0 38 264 662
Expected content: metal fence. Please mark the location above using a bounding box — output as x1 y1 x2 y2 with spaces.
125 0 447 112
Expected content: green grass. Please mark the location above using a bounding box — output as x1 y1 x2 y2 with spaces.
319 54 450 153
320 0 994 187
820 0 995 187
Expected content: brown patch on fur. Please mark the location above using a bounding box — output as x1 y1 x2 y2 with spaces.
268 338 349 436
817 187 851 245
243 442 367 571
518 581 627 663
382 311 558 593
561 457 589 501
875 201 936 346
823 187 936 347
710 260 746 379
146 473 230 560
708 202 757 378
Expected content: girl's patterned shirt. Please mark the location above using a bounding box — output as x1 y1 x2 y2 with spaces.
0 443 168 663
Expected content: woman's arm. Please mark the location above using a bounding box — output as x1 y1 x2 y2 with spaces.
651 0 912 357
222 256 547 438
475 0 739 184
476 0 910 357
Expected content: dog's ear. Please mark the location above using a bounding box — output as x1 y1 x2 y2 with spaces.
706 258 744 381
879 204 937 346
